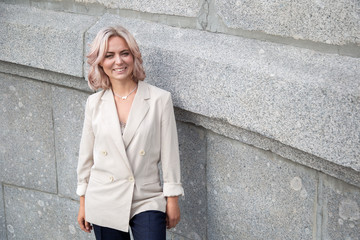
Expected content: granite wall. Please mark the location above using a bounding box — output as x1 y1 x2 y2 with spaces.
0 0 359 239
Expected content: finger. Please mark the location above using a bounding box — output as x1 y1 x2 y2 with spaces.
78 218 86 231
173 218 179 227
85 221 92 232
78 218 91 233
167 218 178 229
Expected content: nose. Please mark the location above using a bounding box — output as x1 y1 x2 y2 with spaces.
115 54 123 64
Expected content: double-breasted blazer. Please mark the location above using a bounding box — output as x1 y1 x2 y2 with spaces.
76 81 184 232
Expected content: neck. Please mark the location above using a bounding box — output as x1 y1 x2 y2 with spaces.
111 79 137 96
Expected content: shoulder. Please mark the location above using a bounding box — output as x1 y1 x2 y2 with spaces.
141 81 171 101
86 89 106 107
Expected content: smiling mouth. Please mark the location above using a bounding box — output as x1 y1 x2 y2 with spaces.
113 67 127 72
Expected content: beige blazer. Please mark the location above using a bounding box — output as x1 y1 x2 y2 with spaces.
76 81 184 232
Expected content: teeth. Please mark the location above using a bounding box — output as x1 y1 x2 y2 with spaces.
114 68 125 72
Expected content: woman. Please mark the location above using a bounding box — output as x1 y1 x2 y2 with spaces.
77 25 184 240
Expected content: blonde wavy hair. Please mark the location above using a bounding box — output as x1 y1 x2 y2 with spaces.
87 26 146 90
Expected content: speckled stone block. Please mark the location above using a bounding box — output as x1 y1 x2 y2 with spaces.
174 122 206 240
213 0 360 45
0 73 56 193
86 14 360 174
320 175 360 239
52 86 90 199
0 184 6 240
75 0 202 17
4 185 94 240
170 232 192 240
207 132 317 239
0 3 96 77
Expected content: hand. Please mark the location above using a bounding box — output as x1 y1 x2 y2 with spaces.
165 196 180 229
77 196 92 233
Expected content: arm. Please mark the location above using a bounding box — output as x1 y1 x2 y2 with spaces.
76 97 95 196
166 196 180 229
77 196 92 233
160 93 184 228
76 98 95 232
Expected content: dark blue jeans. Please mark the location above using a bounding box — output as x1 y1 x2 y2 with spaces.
93 210 166 240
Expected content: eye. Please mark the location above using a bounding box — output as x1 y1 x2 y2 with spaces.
105 54 113 58
121 52 130 56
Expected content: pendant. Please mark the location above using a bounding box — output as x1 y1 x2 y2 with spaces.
122 96 127 100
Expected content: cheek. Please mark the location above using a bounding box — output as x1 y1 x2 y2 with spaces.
126 56 134 66
101 60 108 67
101 61 113 71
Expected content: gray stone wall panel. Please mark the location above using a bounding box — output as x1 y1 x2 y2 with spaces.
0 61 91 92
213 0 360 45
207 132 316 239
176 108 360 189
52 87 89 199
0 73 57 193
0 184 6 240
170 233 193 240
0 3 96 77
321 175 360 239
86 14 360 172
3 185 94 239
175 122 206 240
75 0 203 17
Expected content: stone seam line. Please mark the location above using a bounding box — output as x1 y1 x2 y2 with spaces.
4 1 359 57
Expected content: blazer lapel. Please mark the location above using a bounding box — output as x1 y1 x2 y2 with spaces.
100 89 133 174
123 81 150 149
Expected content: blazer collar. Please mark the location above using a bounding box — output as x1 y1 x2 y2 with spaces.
100 88 132 174
100 81 150 150
122 81 150 148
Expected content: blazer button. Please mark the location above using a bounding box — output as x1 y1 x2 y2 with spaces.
129 176 134 182
139 150 145 156
102 151 108 156
109 176 114 182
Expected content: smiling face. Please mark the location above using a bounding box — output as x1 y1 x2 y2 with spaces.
100 36 134 84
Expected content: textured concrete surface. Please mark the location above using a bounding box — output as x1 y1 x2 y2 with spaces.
175 122 206 240
0 73 57 193
0 61 91 92
0 185 6 240
175 108 360 189
1 2 359 240
3 185 94 240
213 0 360 45
170 232 193 240
320 174 360 239
52 87 89 199
87 14 360 172
74 0 203 17
207 132 317 239
0 3 96 77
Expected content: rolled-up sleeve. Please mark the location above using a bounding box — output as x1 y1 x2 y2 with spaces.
76 97 95 196
161 93 184 197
